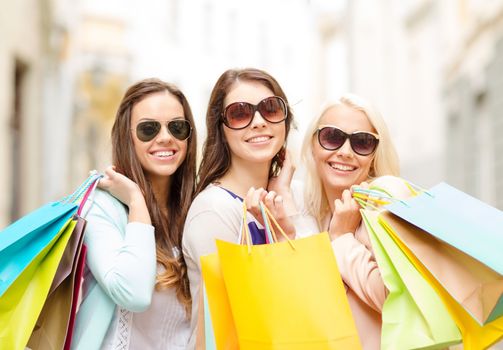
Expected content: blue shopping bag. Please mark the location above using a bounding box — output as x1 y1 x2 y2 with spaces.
385 182 503 275
0 203 77 297
0 173 101 297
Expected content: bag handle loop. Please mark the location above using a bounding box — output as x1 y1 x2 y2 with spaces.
240 201 296 253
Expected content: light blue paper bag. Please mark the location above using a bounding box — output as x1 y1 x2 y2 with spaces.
0 173 101 297
385 182 503 274
385 182 503 323
0 203 77 297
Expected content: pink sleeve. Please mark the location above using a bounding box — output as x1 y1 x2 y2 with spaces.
330 223 387 313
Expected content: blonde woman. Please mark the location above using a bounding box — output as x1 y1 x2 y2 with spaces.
300 94 399 350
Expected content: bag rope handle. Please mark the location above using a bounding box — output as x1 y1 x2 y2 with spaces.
260 202 296 250
240 201 296 252
60 171 102 205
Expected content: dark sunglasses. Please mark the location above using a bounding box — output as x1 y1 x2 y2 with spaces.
222 96 288 130
316 125 379 156
134 119 192 142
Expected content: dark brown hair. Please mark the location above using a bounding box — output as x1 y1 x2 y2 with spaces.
196 68 294 195
111 78 196 310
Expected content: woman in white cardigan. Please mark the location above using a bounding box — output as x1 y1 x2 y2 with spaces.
73 78 197 349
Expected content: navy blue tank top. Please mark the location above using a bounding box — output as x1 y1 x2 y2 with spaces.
219 187 266 245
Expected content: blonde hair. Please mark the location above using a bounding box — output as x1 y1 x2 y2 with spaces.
301 93 400 227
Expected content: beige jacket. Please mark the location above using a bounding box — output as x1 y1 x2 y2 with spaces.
327 221 385 350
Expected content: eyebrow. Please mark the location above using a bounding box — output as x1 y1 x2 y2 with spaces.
137 116 185 122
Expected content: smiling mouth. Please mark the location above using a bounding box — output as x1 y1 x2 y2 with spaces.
329 162 356 171
151 151 175 158
246 136 272 143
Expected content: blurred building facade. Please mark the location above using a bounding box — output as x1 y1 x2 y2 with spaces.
0 0 49 227
2 0 503 227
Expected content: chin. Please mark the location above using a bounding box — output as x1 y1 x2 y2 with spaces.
326 177 357 191
148 167 179 178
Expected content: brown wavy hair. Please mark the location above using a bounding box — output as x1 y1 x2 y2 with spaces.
111 78 196 311
196 68 294 195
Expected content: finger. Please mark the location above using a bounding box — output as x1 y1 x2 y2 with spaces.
342 189 352 203
245 187 256 210
349 197 360 210
104 166 116 179
360 181 369 189
334 199 343 213
273 195 285 217
264 191 277 212
97 176 110 190
259 189 268 203
252 188 266 207
350 184 360 194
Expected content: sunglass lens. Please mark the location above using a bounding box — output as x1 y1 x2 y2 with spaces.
258 97 286 123
168 120 191 141
137 121 161 142
351 133 379 155
224 103 254 129
318 127 346 150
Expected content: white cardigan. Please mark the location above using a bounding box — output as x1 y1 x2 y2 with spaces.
73 189 189 349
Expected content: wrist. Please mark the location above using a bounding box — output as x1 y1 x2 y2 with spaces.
329 230 348 241
128 192 147 209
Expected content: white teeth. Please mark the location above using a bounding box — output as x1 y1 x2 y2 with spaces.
247 136 270 143
153 151 174 157
330 163 356 171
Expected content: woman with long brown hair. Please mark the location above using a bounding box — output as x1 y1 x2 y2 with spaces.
182 68 297 348
72 78 197 349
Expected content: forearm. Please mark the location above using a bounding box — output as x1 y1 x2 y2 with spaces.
127 194 151 225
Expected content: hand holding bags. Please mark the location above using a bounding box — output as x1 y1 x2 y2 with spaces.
212 203 361 350
354 177 503 349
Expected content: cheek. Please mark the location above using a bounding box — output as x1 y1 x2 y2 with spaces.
132 138 146 158
179 141 188 159
223 129 243 154
277 123 287 141
312 147 328 176
358 156 374 177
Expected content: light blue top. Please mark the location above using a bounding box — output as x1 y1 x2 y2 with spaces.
72 189 156 350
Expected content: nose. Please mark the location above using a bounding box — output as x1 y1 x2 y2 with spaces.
250 110 267 129
155 123 173 143
335 138 353 158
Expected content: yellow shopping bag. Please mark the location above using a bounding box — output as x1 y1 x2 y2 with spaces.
200 252 239 350
379 212 503 349
216 204 361 350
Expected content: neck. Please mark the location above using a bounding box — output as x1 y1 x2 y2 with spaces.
218 158 270 198
325 185 344 214
149 175 172 209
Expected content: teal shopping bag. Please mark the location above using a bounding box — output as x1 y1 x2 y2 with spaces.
0 173 101 297
0 203 77 297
